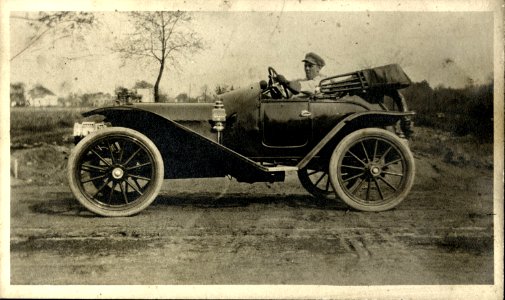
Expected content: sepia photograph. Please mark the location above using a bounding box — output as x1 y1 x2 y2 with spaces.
1 0 503 299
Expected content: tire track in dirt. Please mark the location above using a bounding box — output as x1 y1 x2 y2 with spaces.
346 237 371 259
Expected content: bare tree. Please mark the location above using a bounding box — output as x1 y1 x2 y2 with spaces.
199 84 210 102
114 11 203 102
10 82 26 106
10 12 96 61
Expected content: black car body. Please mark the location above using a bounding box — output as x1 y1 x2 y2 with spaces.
68 64 416 216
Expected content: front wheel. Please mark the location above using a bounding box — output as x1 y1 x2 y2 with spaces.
68 127 164 217
329 128 415 211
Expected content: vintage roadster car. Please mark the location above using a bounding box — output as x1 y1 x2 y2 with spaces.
68 64 416 217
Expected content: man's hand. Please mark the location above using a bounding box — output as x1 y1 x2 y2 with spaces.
275 74 301 95
276 74 289 85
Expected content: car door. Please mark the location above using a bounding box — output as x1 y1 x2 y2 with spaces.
260 98 312 148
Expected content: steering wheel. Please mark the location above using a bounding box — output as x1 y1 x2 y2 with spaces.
268 66 290 99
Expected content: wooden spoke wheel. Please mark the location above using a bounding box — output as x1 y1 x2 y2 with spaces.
298 167 337 200
329 128 415 211
68 127 164 217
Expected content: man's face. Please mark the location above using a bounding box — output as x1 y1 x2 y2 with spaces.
304 62 321 80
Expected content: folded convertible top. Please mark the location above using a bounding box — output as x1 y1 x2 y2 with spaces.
319 64 412 95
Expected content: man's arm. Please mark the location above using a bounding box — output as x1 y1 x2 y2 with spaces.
276 74 301 94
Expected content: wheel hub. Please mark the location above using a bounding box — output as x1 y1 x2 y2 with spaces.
369 165 381 177
112 167 124 179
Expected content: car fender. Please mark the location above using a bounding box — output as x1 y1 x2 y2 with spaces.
81 106 283 181
297 110 415 169
82 106 197 139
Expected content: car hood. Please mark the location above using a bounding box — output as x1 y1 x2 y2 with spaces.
130 83 262 122
131 102 215 121
84 83 262 123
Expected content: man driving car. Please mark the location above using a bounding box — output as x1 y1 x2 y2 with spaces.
276 52 326 95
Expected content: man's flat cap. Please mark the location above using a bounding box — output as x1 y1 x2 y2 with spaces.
302 52 325 67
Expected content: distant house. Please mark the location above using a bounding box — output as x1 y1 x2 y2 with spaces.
136 88 154 102
27 85 58 107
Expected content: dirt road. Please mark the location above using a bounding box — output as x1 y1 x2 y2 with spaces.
10 154 494 285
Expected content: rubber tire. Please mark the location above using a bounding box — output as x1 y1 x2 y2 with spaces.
329 128 415 212
298 167 337 200
68 127 164 217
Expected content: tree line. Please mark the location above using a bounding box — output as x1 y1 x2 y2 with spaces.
401 81 493 142
10 81 235 107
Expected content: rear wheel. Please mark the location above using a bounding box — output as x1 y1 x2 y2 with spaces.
329 128 415 211
298 167 336 200
68 127 164 217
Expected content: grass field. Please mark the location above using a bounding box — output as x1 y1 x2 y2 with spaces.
10 107 91 145
10 107 89 132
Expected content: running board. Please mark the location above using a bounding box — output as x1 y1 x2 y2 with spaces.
259 165 299 172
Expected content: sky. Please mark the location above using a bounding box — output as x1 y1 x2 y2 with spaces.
9 9 495 97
